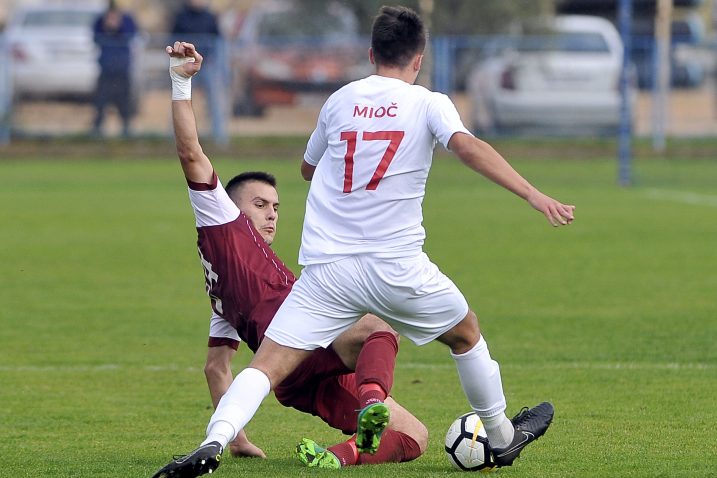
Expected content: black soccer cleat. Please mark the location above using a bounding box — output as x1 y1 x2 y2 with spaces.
151 441 223 478
491 401 554 468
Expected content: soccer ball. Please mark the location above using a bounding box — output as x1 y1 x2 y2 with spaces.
444 412 496 472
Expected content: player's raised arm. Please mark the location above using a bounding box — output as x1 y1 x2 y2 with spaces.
448 132 575 227
166 41 214 184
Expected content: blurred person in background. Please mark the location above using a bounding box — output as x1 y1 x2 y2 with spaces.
92 0 138 138
172 0 227 145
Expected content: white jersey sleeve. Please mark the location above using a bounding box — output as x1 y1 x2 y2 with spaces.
427 92 473 148
187 173 240 228
304 102 329 166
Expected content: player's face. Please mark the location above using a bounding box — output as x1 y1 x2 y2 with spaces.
233 181 279 245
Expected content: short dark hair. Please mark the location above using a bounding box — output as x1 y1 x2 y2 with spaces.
371 6 427 68
225 171 277 198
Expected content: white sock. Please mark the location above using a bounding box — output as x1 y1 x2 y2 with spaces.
201 420 235 448
451 336 514 449
201 367 271 448
481 413 515 449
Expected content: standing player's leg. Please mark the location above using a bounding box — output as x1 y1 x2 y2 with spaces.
152 340 313 478
363 253 553 468
437 311 554 467
153 261 366 476
202 259 365 452
203 339 312 447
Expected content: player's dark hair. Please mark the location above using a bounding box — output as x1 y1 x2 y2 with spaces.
371 5 427 68
225 171 277 198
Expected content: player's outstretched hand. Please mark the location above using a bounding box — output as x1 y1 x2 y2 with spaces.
166 41 203 78
527 189 575 227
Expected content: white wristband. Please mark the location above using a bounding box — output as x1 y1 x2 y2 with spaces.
169 56 195 101
171 77 191 100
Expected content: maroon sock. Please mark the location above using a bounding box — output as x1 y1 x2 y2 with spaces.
356 429 422 464
355 331 398 408
357 383 385 408
328 438 358 466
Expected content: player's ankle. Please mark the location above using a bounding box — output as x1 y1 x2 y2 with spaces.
481 413 514 450
328 440 358 466
358 382 386 408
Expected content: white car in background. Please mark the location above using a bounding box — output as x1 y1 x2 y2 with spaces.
6 3 103 100
467 15 633 135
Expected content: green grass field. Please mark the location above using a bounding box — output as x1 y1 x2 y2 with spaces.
1 139 716 477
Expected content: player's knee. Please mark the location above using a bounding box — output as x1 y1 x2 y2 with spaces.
397 420 428 460
203 357 228 381
438 310 481 354
413 420 429 454
362 317 400 347
386 399 429 455
250 341 312 389
368 328 399 346
358 313 396 336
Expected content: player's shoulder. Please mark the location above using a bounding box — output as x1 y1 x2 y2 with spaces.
416 85 452 103
419 87 457 114
326 77 367 102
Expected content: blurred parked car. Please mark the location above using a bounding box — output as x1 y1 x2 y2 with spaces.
226 1 370 116
631 12 706 89
467 15 634 135
7 3 104 100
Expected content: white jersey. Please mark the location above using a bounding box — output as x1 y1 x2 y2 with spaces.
300 75 472 265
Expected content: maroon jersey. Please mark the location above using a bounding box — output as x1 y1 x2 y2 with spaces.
189 174 296 352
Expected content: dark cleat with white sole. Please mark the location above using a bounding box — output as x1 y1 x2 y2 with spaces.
151 441 223 478
492 402 554 468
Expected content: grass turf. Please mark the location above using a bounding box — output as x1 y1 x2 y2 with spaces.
0 143 715 477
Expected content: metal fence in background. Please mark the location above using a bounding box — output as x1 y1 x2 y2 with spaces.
1 32 716 144
0 33 10 145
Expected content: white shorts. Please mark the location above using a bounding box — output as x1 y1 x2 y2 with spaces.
264 252 469 348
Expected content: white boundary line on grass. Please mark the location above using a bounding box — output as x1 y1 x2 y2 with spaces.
0 364 201 372
398 361 714 371
0 362 713 372
642 188 717 208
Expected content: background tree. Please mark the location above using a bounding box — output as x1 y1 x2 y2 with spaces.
430 0 553 34
296 0 552 34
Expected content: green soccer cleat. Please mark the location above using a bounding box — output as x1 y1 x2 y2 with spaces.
355 402 390 454
295 438 341 469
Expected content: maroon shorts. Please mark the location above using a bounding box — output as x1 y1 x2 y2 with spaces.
274 346 360 435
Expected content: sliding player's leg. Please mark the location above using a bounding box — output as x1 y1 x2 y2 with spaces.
296 374 427 468
330 314 399 453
